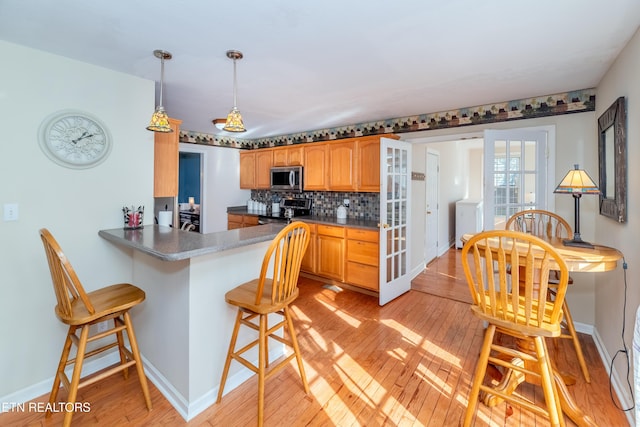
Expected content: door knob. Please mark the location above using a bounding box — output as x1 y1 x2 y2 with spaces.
427 211 432 214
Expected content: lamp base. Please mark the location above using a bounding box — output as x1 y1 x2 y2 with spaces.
562 238 594 249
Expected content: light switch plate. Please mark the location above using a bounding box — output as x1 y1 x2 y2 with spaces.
3 203 18 221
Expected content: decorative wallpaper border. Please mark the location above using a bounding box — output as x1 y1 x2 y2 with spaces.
179 88 595 149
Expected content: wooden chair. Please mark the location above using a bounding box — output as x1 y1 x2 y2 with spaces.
505 209 590 383
462 230 569 427
39 228 152 427
216 221 311 427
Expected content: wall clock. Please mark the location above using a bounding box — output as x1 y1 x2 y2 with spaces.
38 110 112 169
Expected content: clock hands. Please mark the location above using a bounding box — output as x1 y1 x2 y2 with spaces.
71 131 95 144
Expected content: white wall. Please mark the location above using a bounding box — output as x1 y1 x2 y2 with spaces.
179 143 250 233
594 26 640 413
0 41 154 399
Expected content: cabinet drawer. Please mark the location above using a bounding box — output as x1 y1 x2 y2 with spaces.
346 228 378 243
317 224 346 238
228 214 244 223
346 262 379 290
244 215 259 226
347 240 378 265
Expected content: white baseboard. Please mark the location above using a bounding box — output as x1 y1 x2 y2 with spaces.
591 328 635 426
0 351 120 413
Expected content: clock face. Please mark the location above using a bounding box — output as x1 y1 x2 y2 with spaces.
39 110 112 169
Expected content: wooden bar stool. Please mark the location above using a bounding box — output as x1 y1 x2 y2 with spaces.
216 222 311 427
39 228 152 426
505 209 590 383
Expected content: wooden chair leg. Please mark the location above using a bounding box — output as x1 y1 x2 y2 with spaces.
47 327 75 417
123 311 152 410
463 324 496 427
62 325 90 427
284 306 309 393
562 300 590 383
217 309 243 403
258 313 267 427
114 317 129 380
534 336 565 427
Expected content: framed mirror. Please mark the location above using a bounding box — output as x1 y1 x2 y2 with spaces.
597 96 627 222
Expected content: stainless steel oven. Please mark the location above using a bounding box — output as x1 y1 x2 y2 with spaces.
270 166 303 192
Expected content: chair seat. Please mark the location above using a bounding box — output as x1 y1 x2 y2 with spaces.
56 283 145 326
225 278 299 314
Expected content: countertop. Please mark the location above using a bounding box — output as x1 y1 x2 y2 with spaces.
99 223 285 262
227 206 379 230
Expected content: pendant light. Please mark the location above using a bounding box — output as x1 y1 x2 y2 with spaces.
223 50 246 133
146 49 173 133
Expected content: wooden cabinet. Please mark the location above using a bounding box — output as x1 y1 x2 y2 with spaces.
301 223 380 292
300 223 317 273
357 137 382 192
227 213 259 230
273 146 304 167
239 151 256 189
328 140 357 191
316 225 345 281
255 150 273 189
304 144 329 191
153 118 182 197
240 150 273 189
346 228 379 291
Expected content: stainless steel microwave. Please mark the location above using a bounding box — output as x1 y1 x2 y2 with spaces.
270 166 303 192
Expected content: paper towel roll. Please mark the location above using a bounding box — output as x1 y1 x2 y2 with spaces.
158 211 173 227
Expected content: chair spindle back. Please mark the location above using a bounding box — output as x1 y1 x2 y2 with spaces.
255 222 310 305
462 230 569 334
505 209 571 239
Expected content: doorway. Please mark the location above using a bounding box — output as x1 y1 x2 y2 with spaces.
179 150 204 232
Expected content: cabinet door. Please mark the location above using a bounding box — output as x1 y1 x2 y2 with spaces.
228 213 244 230
239 151 256 189
304 144 328 190
357 138 381 192
300 223 316 273
255 150 273 189
272 148 288 167
154 118 182 197
317 235 344 281
328 141 357 191
287 146 304 166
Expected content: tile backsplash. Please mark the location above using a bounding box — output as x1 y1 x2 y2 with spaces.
251 190 379 220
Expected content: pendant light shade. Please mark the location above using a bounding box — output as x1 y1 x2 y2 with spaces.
223 50 246 133
147 50 174 133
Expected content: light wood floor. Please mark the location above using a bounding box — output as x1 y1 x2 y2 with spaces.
1 249 630 426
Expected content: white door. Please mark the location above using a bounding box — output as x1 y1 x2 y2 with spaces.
483 127 554 230
424 149 439 263
379 137 412 305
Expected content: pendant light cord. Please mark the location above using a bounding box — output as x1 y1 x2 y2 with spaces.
159 56 165 108
232 57 238 108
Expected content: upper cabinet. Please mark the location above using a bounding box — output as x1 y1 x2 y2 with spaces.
239 134 399 192
272 145 304 167
240 150 273 189
154 118 182 197
328 140 357 191
304 144 329 191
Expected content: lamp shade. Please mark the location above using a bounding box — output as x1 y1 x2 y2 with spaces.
223 106 246 132
147 106 173 133
554 164 599 194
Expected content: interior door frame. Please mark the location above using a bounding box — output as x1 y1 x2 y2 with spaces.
178 144 207 233
424 148 439 264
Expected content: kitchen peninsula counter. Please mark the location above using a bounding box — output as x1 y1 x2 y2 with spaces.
98 223 287 422
99 223 285 261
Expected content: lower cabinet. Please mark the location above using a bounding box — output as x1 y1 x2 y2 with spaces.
227 213 259 230
301 223 379 292
316 225 345 281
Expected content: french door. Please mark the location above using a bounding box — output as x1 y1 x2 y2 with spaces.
483 127 554 230
379 137 412 305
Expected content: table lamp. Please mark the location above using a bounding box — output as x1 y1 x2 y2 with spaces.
554 164 600 248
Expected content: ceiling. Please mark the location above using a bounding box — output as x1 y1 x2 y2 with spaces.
1 1 639 140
